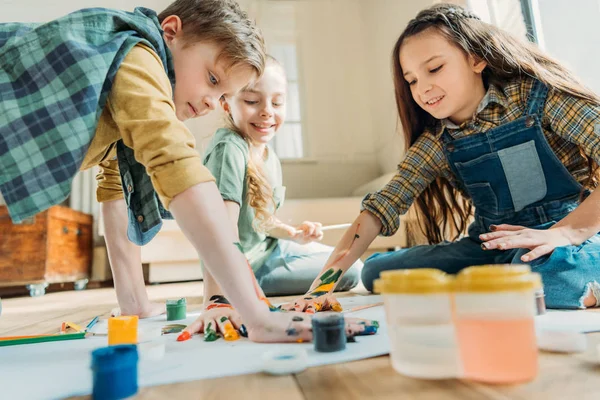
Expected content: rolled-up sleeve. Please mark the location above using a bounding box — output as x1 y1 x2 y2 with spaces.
96 157 124 202
106 45 214 209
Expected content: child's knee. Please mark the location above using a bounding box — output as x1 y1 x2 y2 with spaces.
583 282 600 308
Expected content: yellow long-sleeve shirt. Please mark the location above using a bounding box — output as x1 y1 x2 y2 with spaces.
80 44 214 208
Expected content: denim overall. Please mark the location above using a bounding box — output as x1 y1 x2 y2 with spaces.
362 80 600 308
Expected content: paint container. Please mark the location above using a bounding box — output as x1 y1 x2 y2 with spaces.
166 298 187 321
535 287 546 315
374 269 461 379
454 265 539 384
108 316 138 346
312 313 346 352
91 345 138 400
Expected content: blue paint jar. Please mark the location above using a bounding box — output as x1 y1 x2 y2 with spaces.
91 345 138 400
312 313 346 353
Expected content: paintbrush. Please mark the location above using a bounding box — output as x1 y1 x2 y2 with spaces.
342 302 384 313
294 223 352 235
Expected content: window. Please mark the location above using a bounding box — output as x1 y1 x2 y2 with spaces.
519 0 600 93
269 43 305 159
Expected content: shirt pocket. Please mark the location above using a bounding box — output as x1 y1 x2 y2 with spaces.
497 140 547 212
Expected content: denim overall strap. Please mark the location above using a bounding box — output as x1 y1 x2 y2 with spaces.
525 79 549 116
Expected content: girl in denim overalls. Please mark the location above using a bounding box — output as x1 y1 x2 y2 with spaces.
284 3 600 312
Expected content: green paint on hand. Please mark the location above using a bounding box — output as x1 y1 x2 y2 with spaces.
220 317 228 323
321 269 343 285
204 323 219 342
318 269 335 282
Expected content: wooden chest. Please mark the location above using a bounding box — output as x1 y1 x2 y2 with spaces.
0 205 93 290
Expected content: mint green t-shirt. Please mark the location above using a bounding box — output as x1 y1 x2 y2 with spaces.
203 128 286 271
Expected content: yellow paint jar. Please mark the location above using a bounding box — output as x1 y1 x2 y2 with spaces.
108 316 139 345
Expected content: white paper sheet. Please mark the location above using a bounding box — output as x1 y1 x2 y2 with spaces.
535 310 600 333
0 296 388 400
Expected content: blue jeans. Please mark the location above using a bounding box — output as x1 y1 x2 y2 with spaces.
255 240 361 296
362 217 600 309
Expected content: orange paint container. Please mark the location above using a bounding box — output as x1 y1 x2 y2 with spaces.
108 316 139 346
454 265 539 384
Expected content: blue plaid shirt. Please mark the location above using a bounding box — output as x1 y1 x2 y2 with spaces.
0 7 174 244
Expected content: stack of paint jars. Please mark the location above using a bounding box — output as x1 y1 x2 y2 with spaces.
375 264 540 383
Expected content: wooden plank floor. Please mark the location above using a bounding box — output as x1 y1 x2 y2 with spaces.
2 282 600 400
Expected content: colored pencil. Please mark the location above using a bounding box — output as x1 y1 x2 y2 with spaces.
85 316 99 332
0 332 86 347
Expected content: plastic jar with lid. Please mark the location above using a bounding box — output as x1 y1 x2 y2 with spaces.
454 264 539 384
374 268 461 379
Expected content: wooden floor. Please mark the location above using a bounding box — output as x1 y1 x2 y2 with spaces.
2 282 600 400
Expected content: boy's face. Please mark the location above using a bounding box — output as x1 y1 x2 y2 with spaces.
223 64 287 145
162 16 256 121
400 28 486 125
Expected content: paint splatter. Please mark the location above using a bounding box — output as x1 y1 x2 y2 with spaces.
330 303 343 312
239 324 248 337
223 322 240 342
209 295 231 305
286 328 299 336
309 269 343 297
204 322 219 342
292 316 304 322
161 324 186 335
220 317 228 323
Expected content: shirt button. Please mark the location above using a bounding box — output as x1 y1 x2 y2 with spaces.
525 116 535 127
127 185 133 193
137 215 144 223
447 144 456 152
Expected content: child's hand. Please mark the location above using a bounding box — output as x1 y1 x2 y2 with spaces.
244 311 379 342
479 224 575 262
280 293 343 314
290 221 323 244
181 296 245 341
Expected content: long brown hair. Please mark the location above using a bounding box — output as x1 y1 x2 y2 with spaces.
393 3 600 244
159 0 266 77
225 56 286 233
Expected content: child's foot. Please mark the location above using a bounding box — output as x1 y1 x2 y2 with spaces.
245 311 378 343
110 302 166 319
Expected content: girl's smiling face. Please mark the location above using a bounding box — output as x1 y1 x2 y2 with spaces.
400 27 487 125
223 62 287 145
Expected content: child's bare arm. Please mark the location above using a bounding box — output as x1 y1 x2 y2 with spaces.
102 199 164 318
282 210 382 313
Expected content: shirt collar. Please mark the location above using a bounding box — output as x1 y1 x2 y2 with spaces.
434 83 508 135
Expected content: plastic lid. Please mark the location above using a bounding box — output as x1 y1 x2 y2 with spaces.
455 264 540 292
166 298 186 307
262 349 308 375
311 313 344 328
91 345 138 372
374 268 453 294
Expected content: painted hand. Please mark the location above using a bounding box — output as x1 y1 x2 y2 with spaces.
181 295 244 341
280 268 344 313
245 312 379 343
479 224 575 262
280 293 343 314
291 221 323 244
